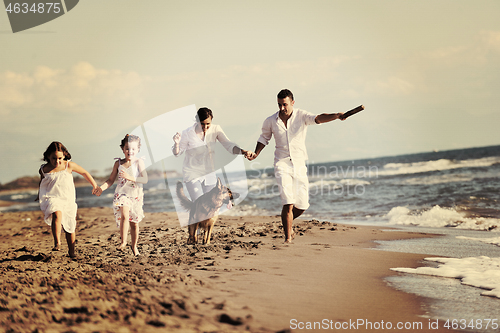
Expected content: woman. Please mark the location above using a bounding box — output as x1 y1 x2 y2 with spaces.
172 107 250 201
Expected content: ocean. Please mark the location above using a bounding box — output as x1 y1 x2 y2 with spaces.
2 144 500 330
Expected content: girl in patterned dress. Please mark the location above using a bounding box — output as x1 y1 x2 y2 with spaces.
37 141 99 258
95 135 148 256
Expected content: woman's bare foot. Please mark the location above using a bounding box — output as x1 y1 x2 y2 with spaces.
117 243 127 251
131 246 140 256
52 244 61 251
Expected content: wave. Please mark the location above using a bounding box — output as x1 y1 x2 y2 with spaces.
456 236 500 247
249 193 281 200
338 179 371 186
309 179 339 187
10 191 37 200
222 204 274 217
401 173 474 185
144 183 168 194
248 178 371 191
379 156 500 176
386 205 500 231
247 179 277 192
0 201 38 212
391 256 500 299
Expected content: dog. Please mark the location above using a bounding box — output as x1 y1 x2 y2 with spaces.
176 178 239 245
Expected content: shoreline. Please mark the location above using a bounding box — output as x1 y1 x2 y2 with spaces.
0 184 94 208
0 183 92 196
0 200 20 208
0 208 460 332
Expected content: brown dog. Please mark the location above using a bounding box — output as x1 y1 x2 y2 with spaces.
176 178 239 245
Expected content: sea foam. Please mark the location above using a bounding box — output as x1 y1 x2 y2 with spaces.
456 236 500 247
387 205 500 231
379 156 500 176
391 256 500 299
402 173 474 185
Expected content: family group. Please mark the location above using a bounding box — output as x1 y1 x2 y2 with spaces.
37 89 348 258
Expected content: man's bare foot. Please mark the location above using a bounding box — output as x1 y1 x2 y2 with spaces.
284 230 295 243
131 246 140 256
117 244 126 251
68 251 76 259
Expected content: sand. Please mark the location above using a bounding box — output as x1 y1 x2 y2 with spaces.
0 207 460 332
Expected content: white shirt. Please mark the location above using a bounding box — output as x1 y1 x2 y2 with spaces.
174 123 237 182
258 108 318 165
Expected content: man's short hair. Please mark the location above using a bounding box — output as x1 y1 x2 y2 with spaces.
277 89 294 101
196 107 213 122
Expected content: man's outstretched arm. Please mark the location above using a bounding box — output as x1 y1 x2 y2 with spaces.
315 112 346 124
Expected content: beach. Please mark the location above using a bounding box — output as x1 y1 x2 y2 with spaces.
0 207 460 332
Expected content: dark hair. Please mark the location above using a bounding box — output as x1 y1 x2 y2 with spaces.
196 107 213 123
277 89 294 101
42 141 71 162
120 134 141 150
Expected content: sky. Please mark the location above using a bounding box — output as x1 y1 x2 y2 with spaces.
1 0 500 184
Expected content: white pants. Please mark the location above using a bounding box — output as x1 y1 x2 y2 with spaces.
185 173 217 201
275 159 310 210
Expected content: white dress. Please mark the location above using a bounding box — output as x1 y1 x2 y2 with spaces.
39 162 78 233
113 160 144 227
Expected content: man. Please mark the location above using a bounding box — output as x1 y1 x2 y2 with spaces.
247 89 347 243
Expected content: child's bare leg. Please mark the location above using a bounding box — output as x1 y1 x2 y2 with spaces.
51 211 63 250
118 206 130 250
65 231 76 258
130 222 140 256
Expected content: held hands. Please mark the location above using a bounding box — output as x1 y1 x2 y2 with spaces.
338 112 347 121
246 151 258 161
240 149 257 161
93 182 109 197
93 186 103 197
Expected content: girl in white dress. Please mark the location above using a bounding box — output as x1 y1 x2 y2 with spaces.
96 134 148 256
38 141 99 258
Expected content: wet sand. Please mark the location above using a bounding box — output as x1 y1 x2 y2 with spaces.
0 208 459 332
0 200 19 208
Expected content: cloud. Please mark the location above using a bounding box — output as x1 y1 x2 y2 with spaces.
358 30 500 110
0 56 363 124
0 62 153 147
0 71 34 114
422 30 500 66
0 62 146 116
480 30 500 53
